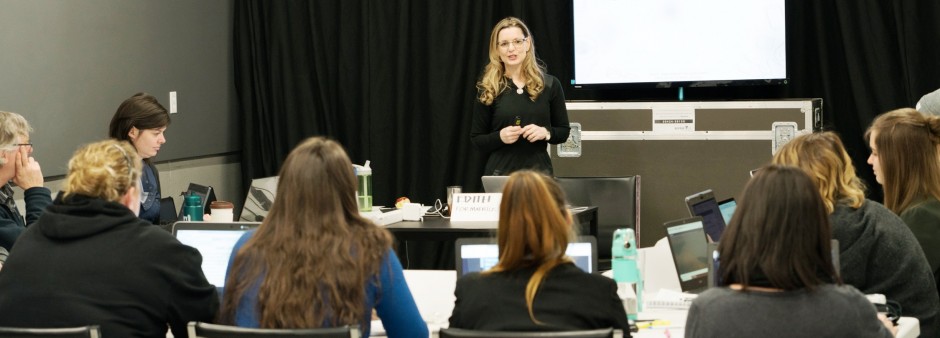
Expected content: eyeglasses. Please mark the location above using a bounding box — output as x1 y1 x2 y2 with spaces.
14 143 32 149
497 38 528 50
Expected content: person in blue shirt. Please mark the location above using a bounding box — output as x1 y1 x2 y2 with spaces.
108 93 170 225
220 136 426 338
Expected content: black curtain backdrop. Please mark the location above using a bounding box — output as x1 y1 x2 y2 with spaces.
235 0 940 208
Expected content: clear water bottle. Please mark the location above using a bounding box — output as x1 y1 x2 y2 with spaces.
354 161 372 212
182 192 204 221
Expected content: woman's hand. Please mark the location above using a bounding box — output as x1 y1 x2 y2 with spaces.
878 313 898 337
500 126 522 144
521 124 550 142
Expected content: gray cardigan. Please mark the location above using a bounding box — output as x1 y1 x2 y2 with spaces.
831 199 939 338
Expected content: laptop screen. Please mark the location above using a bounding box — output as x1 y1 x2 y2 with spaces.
718 198 736 225
172 222 261 287
665 217 709 293
455 236 598 275
481 176 510 194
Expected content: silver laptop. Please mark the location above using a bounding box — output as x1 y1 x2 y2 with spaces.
172 222 261 287
240 176 278 221
481 175 510 193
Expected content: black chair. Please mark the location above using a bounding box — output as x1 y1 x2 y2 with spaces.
0 326 101 338
187 322 360 338
556 176 641 269
439 328 614 338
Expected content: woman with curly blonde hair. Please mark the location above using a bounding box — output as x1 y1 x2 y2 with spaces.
470 17 570 176
773 131 939 337
0 139 218 338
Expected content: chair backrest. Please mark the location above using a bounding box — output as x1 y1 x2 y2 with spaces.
188 322 360 338
0 326 101 338
556 176 641 260
439 328 614 338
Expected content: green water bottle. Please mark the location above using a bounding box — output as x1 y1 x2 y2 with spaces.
183 192 204 221
354 161 372 212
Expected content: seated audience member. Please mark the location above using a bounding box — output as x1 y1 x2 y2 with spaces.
0 139 218 338
866 108 940 292
686 165 895 338
108 93 170 225
220 137 426 338
0 111 52 251
448 170 630 333
772 131 939 337
917 88 940 115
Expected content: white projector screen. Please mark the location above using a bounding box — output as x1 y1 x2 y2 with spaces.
572 0 786 87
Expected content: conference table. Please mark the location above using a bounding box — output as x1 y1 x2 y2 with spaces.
385 207 598 269
369 269 920 338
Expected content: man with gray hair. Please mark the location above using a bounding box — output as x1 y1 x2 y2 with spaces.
0 111 52 252
917 88 940 115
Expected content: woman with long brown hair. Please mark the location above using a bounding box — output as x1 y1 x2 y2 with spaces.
470 17 570 176
220 137 426 337
866 108 940 288
448 170 628 332
685 165 894 337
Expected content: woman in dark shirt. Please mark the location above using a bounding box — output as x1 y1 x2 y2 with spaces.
449 170 629 333
108 93 170 224
470 17 570 176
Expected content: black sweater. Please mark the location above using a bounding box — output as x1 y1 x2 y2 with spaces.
0 194 218 338
470 75 571 176
832 200 940 338
449 263 630 334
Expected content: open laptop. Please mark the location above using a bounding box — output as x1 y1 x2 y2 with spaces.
240 176 278 221
454 236 598 276
664 216 709 294
172 222 261 287
717 198 736 225
685 189 726 242
481 175 510 193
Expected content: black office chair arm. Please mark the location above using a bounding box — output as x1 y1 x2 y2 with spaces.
0 325 101 338
188 322 360 338
439 327 614 338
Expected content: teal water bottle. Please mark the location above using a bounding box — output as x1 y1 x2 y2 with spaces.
183 192 204 221
354 161 372 212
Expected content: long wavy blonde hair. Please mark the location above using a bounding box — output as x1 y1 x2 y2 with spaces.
477 17 546 105
771 132 866 213
487 170 574 324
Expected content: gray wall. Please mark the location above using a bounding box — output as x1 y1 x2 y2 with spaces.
0 0 236 177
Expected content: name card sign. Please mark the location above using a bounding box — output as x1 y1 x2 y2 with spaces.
450 193 502 222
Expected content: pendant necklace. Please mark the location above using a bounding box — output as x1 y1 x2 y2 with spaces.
516 83 524 95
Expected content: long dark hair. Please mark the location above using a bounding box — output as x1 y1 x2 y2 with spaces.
719 165 840 291
220 137 392 328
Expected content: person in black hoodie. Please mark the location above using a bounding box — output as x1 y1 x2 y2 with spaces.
0 139 218 338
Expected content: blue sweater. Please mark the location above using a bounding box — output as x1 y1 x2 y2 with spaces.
226 231 428 338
